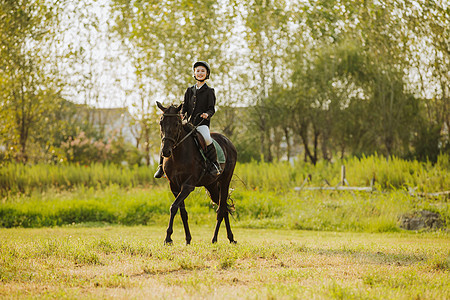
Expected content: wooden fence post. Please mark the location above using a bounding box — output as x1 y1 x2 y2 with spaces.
341 165 349 186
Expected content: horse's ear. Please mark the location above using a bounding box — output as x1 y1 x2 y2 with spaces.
176 103 182 112
156 101 166 112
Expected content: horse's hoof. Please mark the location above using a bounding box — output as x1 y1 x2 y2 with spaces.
211 239 218 244
230 240 237 244
164 240 173 246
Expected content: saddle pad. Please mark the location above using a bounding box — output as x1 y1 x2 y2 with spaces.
213 139 226 164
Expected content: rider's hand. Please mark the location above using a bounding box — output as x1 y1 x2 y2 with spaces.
200 113 209 119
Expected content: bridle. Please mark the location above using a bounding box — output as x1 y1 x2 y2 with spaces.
160 113 182 149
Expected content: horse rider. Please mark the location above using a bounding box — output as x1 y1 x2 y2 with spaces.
154 61 222 178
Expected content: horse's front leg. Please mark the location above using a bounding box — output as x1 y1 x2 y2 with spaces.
165 183 195 245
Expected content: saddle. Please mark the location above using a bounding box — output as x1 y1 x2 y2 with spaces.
183 123 225 164
195 131 208 153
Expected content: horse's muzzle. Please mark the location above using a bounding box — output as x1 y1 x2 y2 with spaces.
161 136 177 158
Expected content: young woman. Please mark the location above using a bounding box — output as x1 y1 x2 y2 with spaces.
154 61 221 178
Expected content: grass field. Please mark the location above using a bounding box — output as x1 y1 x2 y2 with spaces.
2 185 449 234
1 157 448 298
1 226 449 299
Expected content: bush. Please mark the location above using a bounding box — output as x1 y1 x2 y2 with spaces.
0 163 162 196
0 186 171 228
1 154 449 196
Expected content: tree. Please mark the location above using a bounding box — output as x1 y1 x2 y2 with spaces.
111 0 234 98
110 0 237 163
0 0 62 162
285 0 426 162
403 0 449 159
2 0 446 165
241 0 291 161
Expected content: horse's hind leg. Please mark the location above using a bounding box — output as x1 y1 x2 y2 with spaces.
210 182 236 244
224 211 236 244
212 218 223 243
221 182 236 244
206 184 221 243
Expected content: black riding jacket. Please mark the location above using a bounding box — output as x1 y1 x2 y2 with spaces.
182 83 216 127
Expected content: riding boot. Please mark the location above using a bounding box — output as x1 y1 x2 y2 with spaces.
154 156 164 178
206 144 222 176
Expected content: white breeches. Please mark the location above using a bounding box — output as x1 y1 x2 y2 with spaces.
197 125 213 145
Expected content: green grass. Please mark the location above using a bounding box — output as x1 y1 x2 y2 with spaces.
0 163 162 196
1 154 448 231
1 184 449 232
0 226 448 299
1 154 449 196
0 155 448 298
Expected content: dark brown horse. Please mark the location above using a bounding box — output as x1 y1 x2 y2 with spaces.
156 101 237 245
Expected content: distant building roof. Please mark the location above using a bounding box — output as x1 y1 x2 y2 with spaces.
75 105 135 144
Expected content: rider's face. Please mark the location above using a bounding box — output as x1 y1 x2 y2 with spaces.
194 66 207 81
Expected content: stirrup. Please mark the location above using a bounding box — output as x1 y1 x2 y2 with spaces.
154 165 164 178
210 162 221 176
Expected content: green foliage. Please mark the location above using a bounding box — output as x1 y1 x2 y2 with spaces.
111 0 234 98
0 185 171 228
235 0 448 163
411 123 442 163
0 163 161 196
1 153 448 195
60 132 140 165
1 155 448 232
233 154 449 193
0 1 64 163
344 154 450 192
233 190 284 220
230 188 434 233
1 0 448 165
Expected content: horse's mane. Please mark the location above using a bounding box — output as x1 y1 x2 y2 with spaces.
182 122 194 132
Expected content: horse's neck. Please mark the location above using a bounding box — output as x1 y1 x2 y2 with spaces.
171 127 195 161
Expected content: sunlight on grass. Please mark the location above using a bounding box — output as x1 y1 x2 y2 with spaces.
0 226 448 299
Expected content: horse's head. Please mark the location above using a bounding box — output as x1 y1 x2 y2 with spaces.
157 101 182 158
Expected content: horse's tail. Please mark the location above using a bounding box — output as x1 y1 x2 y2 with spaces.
227 198 235 214
226 189 236 215
208 189 235 215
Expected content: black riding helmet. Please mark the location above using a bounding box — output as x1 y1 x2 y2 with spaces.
193 61 210 80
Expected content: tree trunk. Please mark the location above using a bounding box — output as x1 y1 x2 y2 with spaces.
299 122 317 165
312 129 319 166
265 127 273 162
321 129 331 162
283 127 291 161
144 127 151 166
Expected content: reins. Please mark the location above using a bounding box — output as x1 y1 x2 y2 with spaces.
173 118 205 149
161 113 205 149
